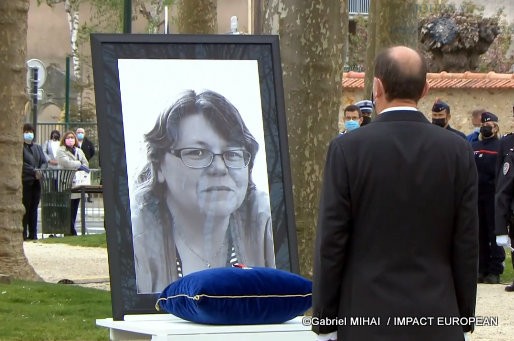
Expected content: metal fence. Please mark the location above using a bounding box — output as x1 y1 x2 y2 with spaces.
37 168 104 237
348 0 370 15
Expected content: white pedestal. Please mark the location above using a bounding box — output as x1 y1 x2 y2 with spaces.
96 315 313 341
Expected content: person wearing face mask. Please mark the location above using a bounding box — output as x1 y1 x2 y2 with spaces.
431 99 466 139
339 105 362 134
42 130 61 169
472 112 505 284
75 128 95 202
22 123 48 240
313 46 477 341
75 128 95 162
354 100 373 126
57 131 89 236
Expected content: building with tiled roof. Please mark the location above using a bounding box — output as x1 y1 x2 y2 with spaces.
341 71 514 134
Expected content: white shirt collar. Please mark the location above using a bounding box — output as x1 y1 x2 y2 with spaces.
379 106 419 114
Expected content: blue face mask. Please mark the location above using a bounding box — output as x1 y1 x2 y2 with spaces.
76 133 84 140
345 120 360 132
23 132 34 141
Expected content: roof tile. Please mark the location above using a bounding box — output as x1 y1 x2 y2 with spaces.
342 72 514 89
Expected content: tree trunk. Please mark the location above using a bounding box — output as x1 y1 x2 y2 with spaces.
375 0 418 51
64 0 82 120
363 0 418 117
262 1 345 278
364 0 378 111
177 0 217 34
0 0 41 281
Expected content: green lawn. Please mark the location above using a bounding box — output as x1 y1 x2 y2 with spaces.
3 233 511 340
0 280 111 341
502 251 513 284
39 233 107 248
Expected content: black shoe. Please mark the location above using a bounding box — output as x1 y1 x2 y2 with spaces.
483 274 500 284
505 281 514 292
58 279 75 284
87 198 93 203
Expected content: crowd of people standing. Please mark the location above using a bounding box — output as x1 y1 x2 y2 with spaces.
338 93 513 293
21 126 95 239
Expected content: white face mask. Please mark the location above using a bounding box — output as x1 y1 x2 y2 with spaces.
24 132 34 142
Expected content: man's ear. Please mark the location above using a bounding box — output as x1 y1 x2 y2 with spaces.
372 77 384 99
421 81 430 99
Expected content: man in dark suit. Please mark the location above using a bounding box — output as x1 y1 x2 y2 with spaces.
312 46 478 341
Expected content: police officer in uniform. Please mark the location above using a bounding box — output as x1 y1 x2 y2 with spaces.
431 99 467 139
472 112 505 284
498 132 514 171
495 146 514 292
354 100 373 126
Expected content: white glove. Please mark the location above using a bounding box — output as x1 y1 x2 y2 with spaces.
317 331 337 341
496 235 513 250
464 332 470 341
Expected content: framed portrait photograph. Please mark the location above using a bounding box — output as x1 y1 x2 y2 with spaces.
90 34 298 320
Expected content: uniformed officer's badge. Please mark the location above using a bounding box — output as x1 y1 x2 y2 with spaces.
503 162 510 175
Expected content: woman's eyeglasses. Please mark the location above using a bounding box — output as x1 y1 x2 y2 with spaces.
170 148 251 169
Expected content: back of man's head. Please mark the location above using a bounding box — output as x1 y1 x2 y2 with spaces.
374 46 427 103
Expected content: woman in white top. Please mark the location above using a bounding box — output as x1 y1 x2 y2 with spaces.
42 130 61 169
57 131 89 235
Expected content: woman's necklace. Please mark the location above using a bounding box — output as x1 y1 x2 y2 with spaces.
174 228 228 269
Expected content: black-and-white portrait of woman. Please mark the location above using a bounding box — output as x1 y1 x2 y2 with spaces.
118 60 275 293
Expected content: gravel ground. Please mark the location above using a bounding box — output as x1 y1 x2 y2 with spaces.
23 241 110 291
22 241 514 340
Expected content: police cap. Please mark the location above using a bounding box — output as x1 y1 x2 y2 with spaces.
481 111 498 123
355 100 373 114
432 100 450 113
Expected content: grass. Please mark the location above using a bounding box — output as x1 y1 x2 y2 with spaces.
0 280 111 341
38 233 107 249
6 233 512 340
502 251 513 284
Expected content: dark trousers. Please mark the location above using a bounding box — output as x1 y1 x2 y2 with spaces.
509 216 514 271
22 180 41 240
70 198 80 235
478 195 505 275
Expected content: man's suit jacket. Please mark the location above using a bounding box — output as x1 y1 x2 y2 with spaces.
79 137 95 161
313 109 478 341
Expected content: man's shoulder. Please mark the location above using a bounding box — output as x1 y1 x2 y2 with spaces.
446 125 467 139
501 132 514 143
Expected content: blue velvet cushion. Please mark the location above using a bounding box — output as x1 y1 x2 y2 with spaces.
155 266 312 325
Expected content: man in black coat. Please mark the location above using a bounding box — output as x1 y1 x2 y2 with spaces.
22 123 47 240
312 46 478 341
75 127 95 161
76 127 95 202
494 150 514 292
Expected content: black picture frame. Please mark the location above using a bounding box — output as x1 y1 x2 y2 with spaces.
91 33 298 320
